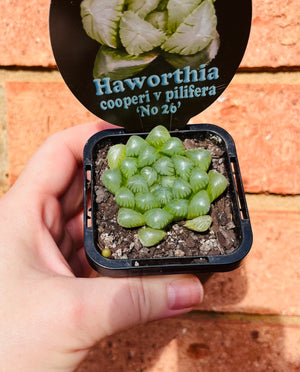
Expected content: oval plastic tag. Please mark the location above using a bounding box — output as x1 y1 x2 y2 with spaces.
50 0 251 132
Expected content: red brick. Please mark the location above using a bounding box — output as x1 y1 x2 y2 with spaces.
191 83 300 194
195 211 300 316
241 0 300 68
0 0 299 68
0 0 55 67
6 81 97 183
75 317 300 372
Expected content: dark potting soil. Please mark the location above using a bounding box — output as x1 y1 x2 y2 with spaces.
93 137 239 260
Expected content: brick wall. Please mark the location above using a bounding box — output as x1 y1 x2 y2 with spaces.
0 1 299 371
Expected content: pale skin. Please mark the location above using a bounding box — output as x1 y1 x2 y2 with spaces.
0 122 203 372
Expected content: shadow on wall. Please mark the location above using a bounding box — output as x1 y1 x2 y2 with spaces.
75 267 299 372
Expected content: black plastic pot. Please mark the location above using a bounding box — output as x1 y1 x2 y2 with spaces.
83 123 252 277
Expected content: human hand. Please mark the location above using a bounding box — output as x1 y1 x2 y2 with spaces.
0 122 203 372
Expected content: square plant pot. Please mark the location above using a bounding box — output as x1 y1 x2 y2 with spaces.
83 123 252 277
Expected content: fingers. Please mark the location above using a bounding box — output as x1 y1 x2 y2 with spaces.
76 274 203 344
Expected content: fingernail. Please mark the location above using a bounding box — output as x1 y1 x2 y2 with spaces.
167 277 203 310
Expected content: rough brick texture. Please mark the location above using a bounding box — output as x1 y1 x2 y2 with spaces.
191 83 300 194
0 0 54 67
241 0 300 68
75 317 300 372
0 0 299 68
6 81 300 194
6 81 97 183
196 211 300 316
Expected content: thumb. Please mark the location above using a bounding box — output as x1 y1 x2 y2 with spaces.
78 274 203 342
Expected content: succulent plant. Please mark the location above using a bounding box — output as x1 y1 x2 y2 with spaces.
100 125 228 251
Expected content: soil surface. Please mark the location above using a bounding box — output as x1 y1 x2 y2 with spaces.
93 137 239 260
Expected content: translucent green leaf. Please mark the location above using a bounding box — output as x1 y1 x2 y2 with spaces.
153 187 173 206
172 178 192 199
126 135 147 157
140 166 158 186
135 192 160 212
126 175 149 194
119 11 166 55
145 11 168 31
185 148 211 172
157 0 168 11
184 215 212 232
115 187 135 208
206 170 228 202
167 0 203 33
137 145 159 167
80 0 125 48
162 0 217 55
187 190 211 219
120 157 138 178
117 208 145 228
101 168 123 194
173 155 194 180
163 33 220 69
93 46 158 80
164 199 189 221
160 175 177 188
150 183 161 193
189 168 209 193
127 0 161 18
160 137 185 156
146 125 171 148
144 208 173 229
153 156 175 176
138 227 166 247
107 144 127 169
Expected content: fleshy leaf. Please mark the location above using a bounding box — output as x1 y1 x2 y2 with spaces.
185 148 211 172
101 168 122 195
126 175 149 193
144 208 173 229
160 137 185 156
140 166 158 186
107 144 127 169
189 168 209 193
153 156 175 176
172 178 192 199
153 187 173 206
146 125 171 148
184 215 212 232
80 0 125 48
120 157 138 178
117 208 145 228
126 135 147 157
93 46 158 80
145 11 168 31
162 0 217 55
173 155 194 180
135 192 160 212
163 33 220 69
164 199 189 221
119 11 166 56
160 175 177 188
137 145 159 167
127 0 161 18
206 170 228 202
138 227 166 247
167 0 203 33
115 187 135 208
187 190 211 219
